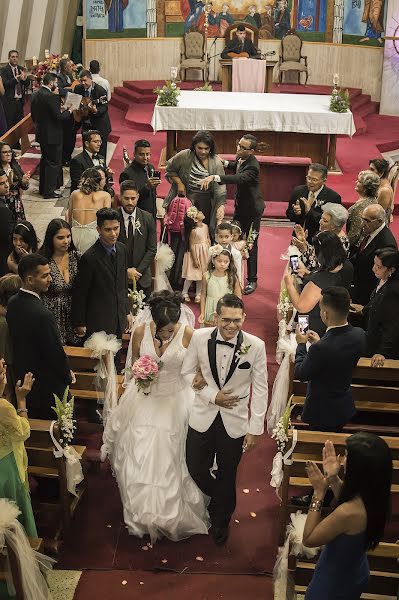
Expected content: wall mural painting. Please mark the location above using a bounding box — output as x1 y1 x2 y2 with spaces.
343 0 386 46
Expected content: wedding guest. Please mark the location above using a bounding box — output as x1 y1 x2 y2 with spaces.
89 60 111 101
0 50 29 131
40 219 81 346
350 248 399 366
6 254 72 419
199 246 241 326
286 164 341 242
293 203 349 272
72 208 132 340
182 294 268 546
57 58 77 166
101 291 209 543
68 167 112 254
164 130 226 238
215 222 243 287
0 75 7 136
231 220 248 286
119 139 160 219
0 274 21 399
0 142 30 221
0 363 38 537
0 170 15 277
7 221 38 274
347 170 379 248
303 435 392 599
284 231 353 336
182 206 210 303
369 158 394 224
116 180 157 300
350 204 397 306
95 165 115 201
69 130 106 193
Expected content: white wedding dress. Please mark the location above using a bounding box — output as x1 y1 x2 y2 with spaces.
101 322 210 543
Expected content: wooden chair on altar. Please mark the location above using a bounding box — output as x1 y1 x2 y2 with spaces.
179 31 208 82
278 30 308 84
224 22 259 49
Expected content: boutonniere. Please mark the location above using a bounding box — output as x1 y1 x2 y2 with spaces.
134 219 143 235
235 343 251 360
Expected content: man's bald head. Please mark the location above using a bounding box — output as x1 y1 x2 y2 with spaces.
362 203 386 234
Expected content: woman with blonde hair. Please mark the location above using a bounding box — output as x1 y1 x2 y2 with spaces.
68 167 111 253
347 170 379 248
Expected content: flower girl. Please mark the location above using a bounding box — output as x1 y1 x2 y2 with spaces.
181 206 210 303
199 245 241 326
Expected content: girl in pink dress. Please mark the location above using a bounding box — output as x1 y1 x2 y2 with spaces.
182 206 211 303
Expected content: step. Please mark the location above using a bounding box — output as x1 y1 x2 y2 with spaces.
109 95 130 112
350 93 371 111
124 105 154 132
114 86 154 104
358 101 379 119
353 113 367 136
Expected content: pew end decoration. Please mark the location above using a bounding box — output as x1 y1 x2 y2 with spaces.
245 223 258 252
329 88 350 113
128 277 146 317
273 510 320 600
154 242 175 292
84 332 122 425
51 388 84 497
154 81 180 107
270 396 296 494
0 499 55 600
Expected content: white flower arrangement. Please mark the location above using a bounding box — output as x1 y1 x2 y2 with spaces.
128 282 146 317
235 343 251 360
277 283 293 322
271 395 296 453
52 387 76 448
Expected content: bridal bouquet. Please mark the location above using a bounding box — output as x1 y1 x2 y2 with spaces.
132 355 162 395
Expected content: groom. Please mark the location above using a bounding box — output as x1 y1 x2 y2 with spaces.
182 294 268 545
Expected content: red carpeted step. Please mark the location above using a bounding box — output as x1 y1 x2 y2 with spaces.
110 95 130 112
114 86 155 104
125 105 154 131
358 100 379 119
124 80 222 94
353 113 367 136
350 93 371 110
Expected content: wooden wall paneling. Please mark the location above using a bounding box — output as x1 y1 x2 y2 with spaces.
156 0 165 37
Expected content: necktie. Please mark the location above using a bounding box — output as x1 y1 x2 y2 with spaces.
216 340 235 348
359 234 370 253
85 88 90 98
110 249 116 270
128 215 134 239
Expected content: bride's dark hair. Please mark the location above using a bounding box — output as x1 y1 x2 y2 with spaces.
148 290 184 331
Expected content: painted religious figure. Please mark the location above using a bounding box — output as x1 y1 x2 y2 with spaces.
359 0 385 43
244 5 262 28
104 0 129 32
259 4 275 39
274 0 291 39
217 3 235 36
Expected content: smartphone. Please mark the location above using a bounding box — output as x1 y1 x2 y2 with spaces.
298 314 309 334
289 255 300 273
152 170 161 179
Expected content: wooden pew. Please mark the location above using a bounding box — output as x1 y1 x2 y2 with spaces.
289 358 399 436
0 113 33 155
26 419 87 542
0 538 43 600
278 430 399 545
291 542 399 599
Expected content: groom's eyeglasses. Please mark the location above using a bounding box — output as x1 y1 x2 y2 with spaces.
220 318 243 325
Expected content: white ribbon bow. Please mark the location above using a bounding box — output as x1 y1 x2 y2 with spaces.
270 429 298 498
50 421 83 497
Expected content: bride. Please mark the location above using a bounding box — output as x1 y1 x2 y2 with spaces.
102 291 209 543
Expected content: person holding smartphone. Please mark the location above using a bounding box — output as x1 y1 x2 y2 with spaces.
119 139 160 220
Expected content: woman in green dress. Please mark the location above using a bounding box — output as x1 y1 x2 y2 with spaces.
0 360 37 537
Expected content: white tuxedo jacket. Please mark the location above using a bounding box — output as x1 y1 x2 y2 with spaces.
182 327 268 438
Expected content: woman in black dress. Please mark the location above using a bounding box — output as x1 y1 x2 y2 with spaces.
40 219 81 345
350 247 399 366
0 142 30 221
284 231 353 336
7 221 38 274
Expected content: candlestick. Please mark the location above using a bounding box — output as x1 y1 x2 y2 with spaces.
44 49 50 59
333 73 339 86
32 56 37 66
170 66 178 82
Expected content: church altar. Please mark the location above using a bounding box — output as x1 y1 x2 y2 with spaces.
151 91 356 169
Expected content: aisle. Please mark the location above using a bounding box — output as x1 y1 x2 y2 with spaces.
58 225 292 593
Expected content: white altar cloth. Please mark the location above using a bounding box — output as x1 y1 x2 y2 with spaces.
151 91 356 137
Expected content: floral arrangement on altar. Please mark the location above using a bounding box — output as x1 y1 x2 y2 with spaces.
194 82 213 92
52 387 76 448
153 80 180 107
132 355 162 395
31 54 79 85
329 88 350 113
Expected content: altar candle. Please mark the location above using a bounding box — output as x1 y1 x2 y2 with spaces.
170 66 178 81
32 56 37 66
44 49 50 59
333 73 339 86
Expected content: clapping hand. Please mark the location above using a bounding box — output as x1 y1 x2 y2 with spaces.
349 303 363 315
0 359 7 397
293 199 302 216
322 440 341 480
15 372 35 400
371 353 385 368
305 461 328 498
22 171 31 185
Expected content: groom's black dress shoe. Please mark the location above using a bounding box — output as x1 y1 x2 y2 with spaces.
211 525 229 546
243 281 257 295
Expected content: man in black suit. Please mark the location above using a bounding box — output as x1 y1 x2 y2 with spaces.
57 58 77 166
74 70 111 161
0 50 29 131
295 286 366 432
119 139 161 219
0 170 15 276
31 72 72 199
69 130 105 192
286 163 341 242
201 134 264 295
117 180 157 299
72 207 132 340
6 254 72 419
350 204 397 306
221 23 259 58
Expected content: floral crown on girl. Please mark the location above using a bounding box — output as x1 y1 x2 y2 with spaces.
186 206 198 221
209 244 231 259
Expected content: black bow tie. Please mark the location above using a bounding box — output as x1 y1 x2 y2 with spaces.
216 340 235 348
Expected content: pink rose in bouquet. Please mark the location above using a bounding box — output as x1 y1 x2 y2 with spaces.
132 355 161 394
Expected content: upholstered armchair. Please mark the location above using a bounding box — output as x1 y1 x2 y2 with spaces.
179 31 208 82
224 22 259 47
278 31 308 84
